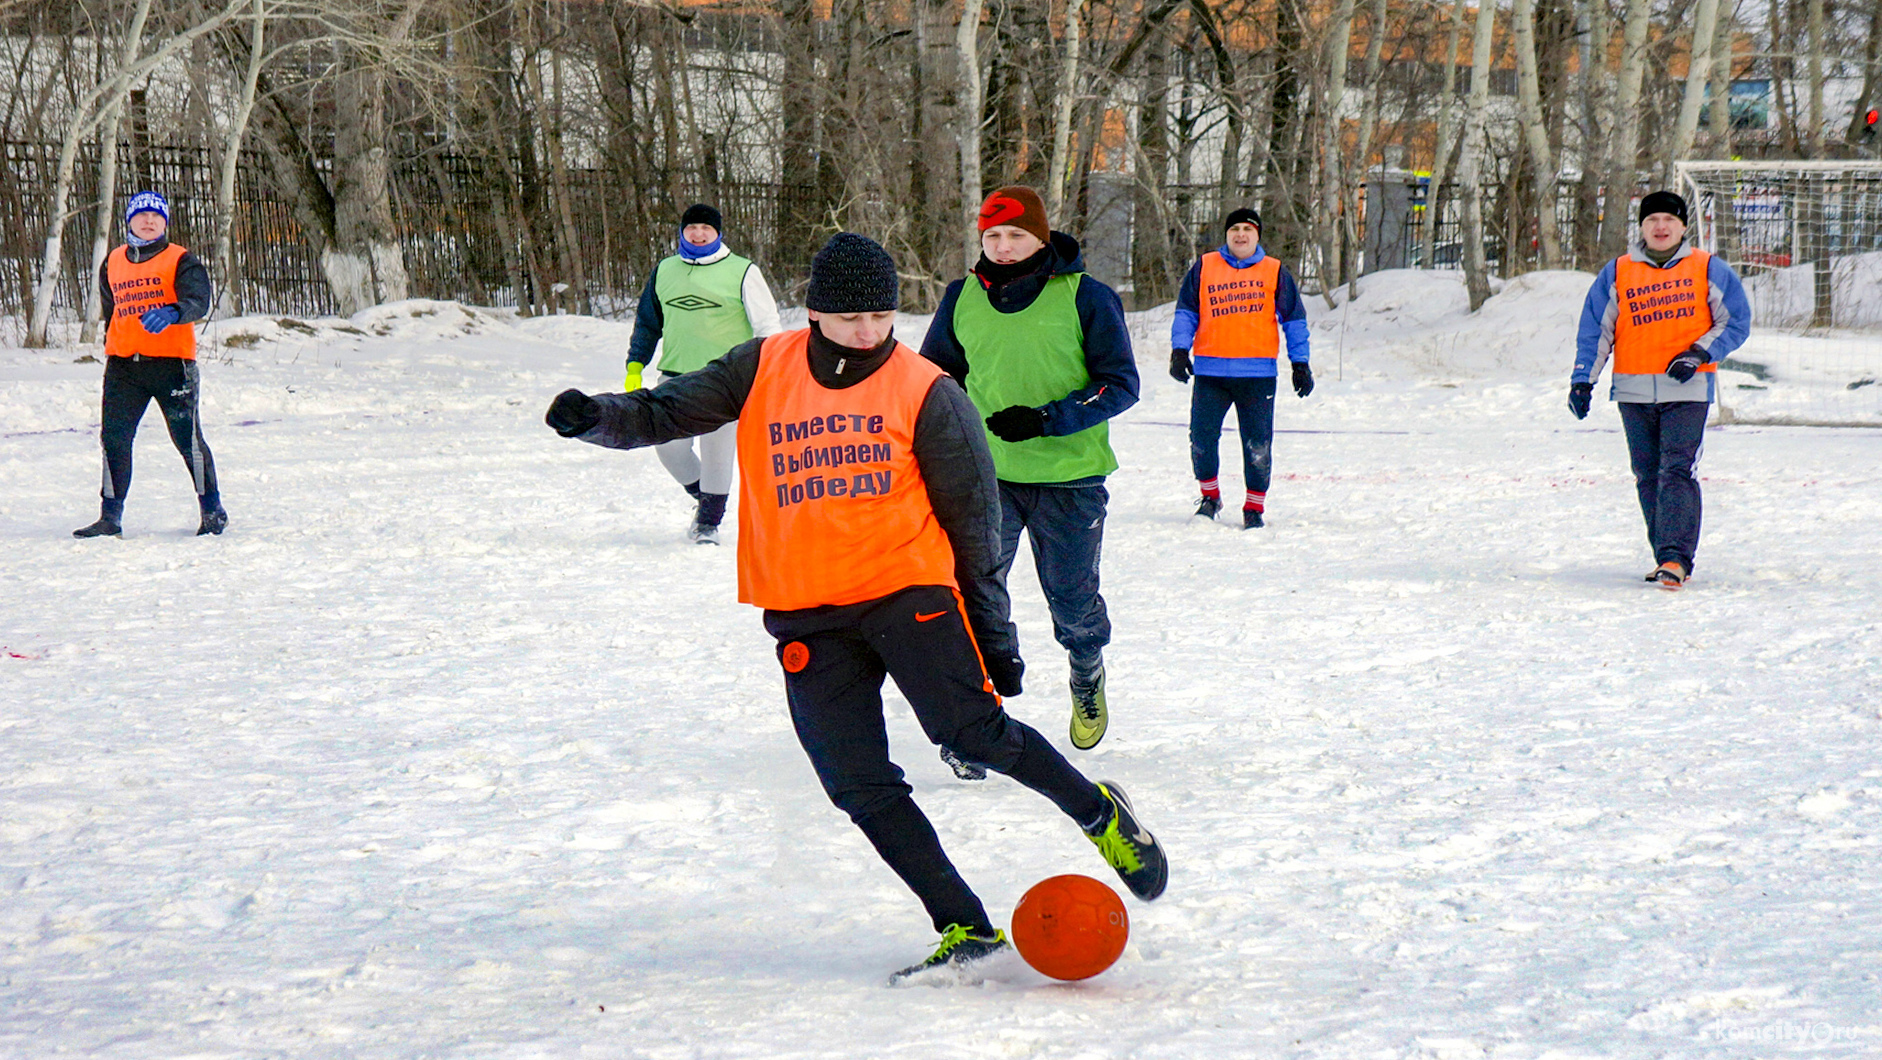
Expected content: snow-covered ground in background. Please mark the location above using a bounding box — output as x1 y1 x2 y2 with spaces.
3 276 1880 1059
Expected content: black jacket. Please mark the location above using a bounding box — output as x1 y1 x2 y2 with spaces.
97 238 213 324
575 326 1019 661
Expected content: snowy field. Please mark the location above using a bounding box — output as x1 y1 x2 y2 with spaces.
3 273 1881 1059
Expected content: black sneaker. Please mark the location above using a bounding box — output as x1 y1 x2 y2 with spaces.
938 745 986 781
73 517 122 538
196 509 228 536
1243 508 1264 529
1194 495 1222 519
686 519 720 545
888 925 1009 985
1085 781 1168 901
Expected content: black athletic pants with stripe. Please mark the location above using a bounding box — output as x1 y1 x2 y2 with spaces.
98 354 218 516
764 584 1109 936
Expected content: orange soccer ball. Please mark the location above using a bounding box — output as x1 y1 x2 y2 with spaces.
1010 874 1129 981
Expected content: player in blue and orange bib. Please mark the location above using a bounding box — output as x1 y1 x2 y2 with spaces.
1170 208 1313 529
73 190 227 538
1568 190 1751 589
545 234 1166 982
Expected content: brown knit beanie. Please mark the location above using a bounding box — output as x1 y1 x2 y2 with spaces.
977 186 1050 243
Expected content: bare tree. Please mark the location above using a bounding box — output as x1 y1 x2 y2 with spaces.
1045 0 1087 219
1597 0 1651 257
1667 0 1723 177
1423 0 1470 273
957 0 986 271
1512 0 1562 267
1459 0 1496 310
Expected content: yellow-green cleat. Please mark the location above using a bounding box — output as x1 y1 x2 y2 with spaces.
1085 781 1167 901
888 924 1009 985
1068 665 1108 750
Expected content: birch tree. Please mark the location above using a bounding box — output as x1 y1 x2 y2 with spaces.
1512 0 1562 267
1045 0 1086 219
1459 0 1496 311
27 0 248 347
957 0 986 270
1423 0 1470 272
1666 0 1722 178
1597 0 1651 256
1318 0 1356 293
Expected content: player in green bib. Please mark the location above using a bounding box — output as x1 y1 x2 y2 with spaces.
921 186 1139 757
626 204 781 543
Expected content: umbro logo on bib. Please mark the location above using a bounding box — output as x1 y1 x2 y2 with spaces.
666 294 724 312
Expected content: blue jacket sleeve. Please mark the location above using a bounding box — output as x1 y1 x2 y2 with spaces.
626 268 664 368
1275 264 1310 363
1171 259 1202 349
1573 261 1617 384
1040 276 1139 437
1699 257 1753 361
918 280 971 384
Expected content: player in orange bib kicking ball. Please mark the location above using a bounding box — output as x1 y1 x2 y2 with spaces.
74 190 226 538
545 234 1167 983
1568 191 1750 590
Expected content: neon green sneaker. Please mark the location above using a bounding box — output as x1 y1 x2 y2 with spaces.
1068 665 1108 750
1085 781 1167 900
888 924 1009 984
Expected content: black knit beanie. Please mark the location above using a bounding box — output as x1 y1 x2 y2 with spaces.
806 233 899 313
1225 207 1262 233
681 203 723 232
1638 191 1688 226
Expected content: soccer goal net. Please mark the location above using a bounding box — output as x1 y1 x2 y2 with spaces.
1676 159 1882 427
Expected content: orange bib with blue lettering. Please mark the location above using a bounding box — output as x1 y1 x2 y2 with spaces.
735 329 958 611
1193 254 1281 360
1613 251 1714 376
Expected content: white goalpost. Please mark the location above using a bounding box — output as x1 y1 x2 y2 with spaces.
1676 159 1882 427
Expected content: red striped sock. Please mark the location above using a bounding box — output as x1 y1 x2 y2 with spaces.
1244 490 1266 513
1199 478 1220 500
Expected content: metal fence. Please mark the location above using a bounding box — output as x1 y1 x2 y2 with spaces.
4 140 1628 325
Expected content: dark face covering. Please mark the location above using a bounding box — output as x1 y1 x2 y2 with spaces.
973 244 1053 289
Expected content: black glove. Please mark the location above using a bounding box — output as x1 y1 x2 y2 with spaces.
985 405 1046 443
1568 381 1593 420
983 652 1025 697
1666 346 1708 384
1291 361 1314 398
1169 347 1192 383
546 388 600 437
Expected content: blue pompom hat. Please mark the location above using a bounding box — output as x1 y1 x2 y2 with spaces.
125 190 170 226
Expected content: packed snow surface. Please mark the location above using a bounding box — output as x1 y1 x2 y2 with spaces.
3 277 1880 1058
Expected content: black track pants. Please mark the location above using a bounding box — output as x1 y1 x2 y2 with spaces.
98 354 218 511
764 585 1108 933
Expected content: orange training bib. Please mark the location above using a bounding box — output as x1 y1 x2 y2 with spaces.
1192 253 1281 360
1613 251 1714 376
735 329 958 611
104 244 195 360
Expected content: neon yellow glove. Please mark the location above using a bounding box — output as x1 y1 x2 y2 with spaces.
624 362 644 392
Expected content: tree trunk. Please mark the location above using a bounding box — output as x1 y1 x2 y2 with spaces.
27 0 155 348
1132 21 1174 308
1708 7 1734 157
1348 0 1388 284
329 43 410 315
1460 0 1496 311
957 0 986 271
1046 0 1086 219
1598 0 1652 257
779 0 823 277
1423 0 1469 271
80 101 126 344
1667 0 1721 178
1318 0 1355 295
1806 0 1825 158
212 0 266 319
1513 0 1562 267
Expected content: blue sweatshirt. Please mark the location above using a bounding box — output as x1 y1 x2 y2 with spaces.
1171 245 1311 377
1572 240 1752 404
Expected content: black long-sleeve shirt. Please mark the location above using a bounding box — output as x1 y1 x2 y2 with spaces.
575 327 1019 661
97 238 213 324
